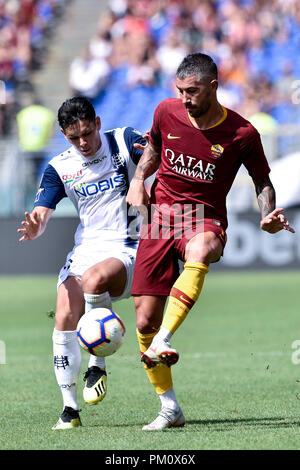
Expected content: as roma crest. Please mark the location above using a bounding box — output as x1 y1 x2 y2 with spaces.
211 144 224 158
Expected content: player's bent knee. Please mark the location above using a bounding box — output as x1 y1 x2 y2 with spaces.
186 237 223 265
202 247 221 265
81 268 108 294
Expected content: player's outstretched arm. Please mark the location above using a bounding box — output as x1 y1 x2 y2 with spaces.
18 206 54 242
126 139 161 212
253 176 295 234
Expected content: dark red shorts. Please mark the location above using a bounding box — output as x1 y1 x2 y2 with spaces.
131 218 227 297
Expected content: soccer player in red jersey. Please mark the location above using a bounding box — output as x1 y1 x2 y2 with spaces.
126 53 294 430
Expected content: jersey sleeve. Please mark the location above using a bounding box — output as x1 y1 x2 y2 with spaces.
240 125 270 180
123 127 146 165
34 163 67 209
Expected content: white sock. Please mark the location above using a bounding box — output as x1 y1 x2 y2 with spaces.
84 292 112 313
83 292 112 370
154 327 172 343
159 387 180 411
88 355 106 370
53 329 81 411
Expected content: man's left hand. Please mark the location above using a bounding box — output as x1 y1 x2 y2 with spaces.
260 208 295 234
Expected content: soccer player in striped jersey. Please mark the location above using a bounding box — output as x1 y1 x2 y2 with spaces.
18 97 145 429
127 53 294 430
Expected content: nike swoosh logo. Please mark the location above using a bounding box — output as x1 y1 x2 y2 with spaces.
180 295 192 304
167 133 181 139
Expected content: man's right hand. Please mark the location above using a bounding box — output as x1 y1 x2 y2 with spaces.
18 206 53 242
126 178 149 219
18 211 41 242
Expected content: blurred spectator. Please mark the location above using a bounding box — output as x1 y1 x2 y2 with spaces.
156 28 188 84
0 0 69 137
126 53 157 88
274 61 297 103
248 110 278 159
248 113 278 137
125 31 159 88
89 12 115 60
16 93 55 187
69 46 110 99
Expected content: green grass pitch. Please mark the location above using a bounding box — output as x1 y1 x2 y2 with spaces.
1 271 300 450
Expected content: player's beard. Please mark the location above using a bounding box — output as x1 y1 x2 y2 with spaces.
186 99 211 118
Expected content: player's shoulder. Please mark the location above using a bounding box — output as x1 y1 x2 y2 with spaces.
48 146 77 166
104 126 145 160
104 126 143 139
154 98 183 125
104 127 132 158
225 107 259 138
156 98 182 113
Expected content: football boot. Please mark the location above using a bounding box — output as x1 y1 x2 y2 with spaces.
83 366 107 404
142 407 185 431
52 406 82 430
141 339 179 368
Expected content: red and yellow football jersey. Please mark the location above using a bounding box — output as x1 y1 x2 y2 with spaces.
149 98 270 229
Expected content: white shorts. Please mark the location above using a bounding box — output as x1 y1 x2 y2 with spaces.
57 242 137 302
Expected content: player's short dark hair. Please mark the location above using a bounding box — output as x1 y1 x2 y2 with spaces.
58 96 96 130
176 53 218 82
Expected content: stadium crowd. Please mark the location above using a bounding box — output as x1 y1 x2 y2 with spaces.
2 0 300 141
69 0 300 135
0 0 70 136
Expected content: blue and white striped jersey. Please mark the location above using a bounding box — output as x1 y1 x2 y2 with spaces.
34 126 145 246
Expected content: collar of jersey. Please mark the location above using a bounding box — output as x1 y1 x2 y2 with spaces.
187 106 227 130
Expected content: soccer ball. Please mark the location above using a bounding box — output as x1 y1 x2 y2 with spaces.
76 308 126 357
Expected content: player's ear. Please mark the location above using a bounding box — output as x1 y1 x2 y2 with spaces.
211 79 218 91
95 116 101 131
60 128 67 139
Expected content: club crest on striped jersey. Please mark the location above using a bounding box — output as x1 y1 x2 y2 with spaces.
112 153 125 169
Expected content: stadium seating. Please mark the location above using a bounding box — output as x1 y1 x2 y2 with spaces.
32 0 300 171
